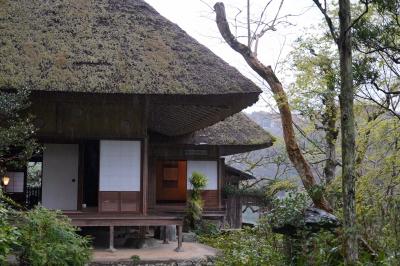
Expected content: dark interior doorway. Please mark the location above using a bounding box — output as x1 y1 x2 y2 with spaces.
83 140 99 208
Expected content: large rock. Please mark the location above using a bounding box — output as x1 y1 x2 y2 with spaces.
272 207 340 236
155 226 177 242
182 232 197 243
124 237 160 249
304 207 340 231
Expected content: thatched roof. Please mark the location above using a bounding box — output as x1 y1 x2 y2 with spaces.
188 112 274 147
225 165 256 180
151 112 275 155
0 0 260 95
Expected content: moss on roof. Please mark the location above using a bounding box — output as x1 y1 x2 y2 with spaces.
0 0 260 95
182 112 275 146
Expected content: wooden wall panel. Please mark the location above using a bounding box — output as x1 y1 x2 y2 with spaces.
31 93 145 140
148 158 156 209
202 190 219 209
99 191 140 213
225 196 242 228
99 192 119 212
121 192 140 212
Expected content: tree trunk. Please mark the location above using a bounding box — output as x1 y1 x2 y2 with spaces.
338 0 358 264
214 2 332 213
322 70 338 185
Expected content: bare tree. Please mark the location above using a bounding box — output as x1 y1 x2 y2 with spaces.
213 2 333 212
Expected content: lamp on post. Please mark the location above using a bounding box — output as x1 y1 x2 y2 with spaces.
2 175 10 192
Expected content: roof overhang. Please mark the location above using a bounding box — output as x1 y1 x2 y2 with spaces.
148 93 259 136
150 112 275 155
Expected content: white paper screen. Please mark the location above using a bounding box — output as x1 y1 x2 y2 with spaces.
187 160 218 190
99 140 141 191
5 172 24 192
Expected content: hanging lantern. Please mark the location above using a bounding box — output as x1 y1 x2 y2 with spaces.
2 175 10 186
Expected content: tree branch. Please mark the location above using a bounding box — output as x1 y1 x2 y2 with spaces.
214 2 333 212
346 1 369 34
312 0 339 44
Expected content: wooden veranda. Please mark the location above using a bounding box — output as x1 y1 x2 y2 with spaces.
64 211 184 252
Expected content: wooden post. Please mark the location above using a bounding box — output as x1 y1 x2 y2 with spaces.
108 226 116 252
175 225 183 252
141 96 149 216
163 226 169 244
218 158 225 209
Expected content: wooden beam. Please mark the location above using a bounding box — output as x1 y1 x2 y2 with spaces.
142 137 148 215
163 226 169 244
68 217 183 227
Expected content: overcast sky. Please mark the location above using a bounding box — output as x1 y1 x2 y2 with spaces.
145 0 325 112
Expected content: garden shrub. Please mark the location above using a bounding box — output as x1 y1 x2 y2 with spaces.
185 171 207 231
131 255 140 265
0 193 19 265
199 226 285 266
17 206 91 266
194 219 220 237
267 191 310 231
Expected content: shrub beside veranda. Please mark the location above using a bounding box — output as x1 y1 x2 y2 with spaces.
0 195 19 265
185 171 208 231
17 206 91 266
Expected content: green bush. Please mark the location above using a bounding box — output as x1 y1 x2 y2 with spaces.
17 206 91 266
185 171 207 231
189 171 208 190
131 255 140 265
267 191 310 230
200 226 285 266
0 195 20 265
194 220 220 237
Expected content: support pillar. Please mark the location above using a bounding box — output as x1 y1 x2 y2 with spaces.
107 226 116 252
163 226 169 244
175 225 183 252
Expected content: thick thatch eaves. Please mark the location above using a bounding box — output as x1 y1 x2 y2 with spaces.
150 112 275 155
0 0 260 95
188 112 274 147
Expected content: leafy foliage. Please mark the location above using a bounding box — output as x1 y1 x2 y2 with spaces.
131 255 140 265
0 192 19 265
267 192 310 231
17 207 91 266
185 171 207 231
0 89 40 175
200 226 285 266
194 219 220 237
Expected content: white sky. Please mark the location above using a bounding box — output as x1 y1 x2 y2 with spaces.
145 0 325 112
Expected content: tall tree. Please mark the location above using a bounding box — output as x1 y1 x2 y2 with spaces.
312 0 360 263
0 89 39 177
213 2 333 212
338 0 358 263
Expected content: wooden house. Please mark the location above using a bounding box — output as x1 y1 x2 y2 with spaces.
0 0 274 250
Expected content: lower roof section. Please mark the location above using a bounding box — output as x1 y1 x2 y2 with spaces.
150 112 275 155
225 165 256 180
